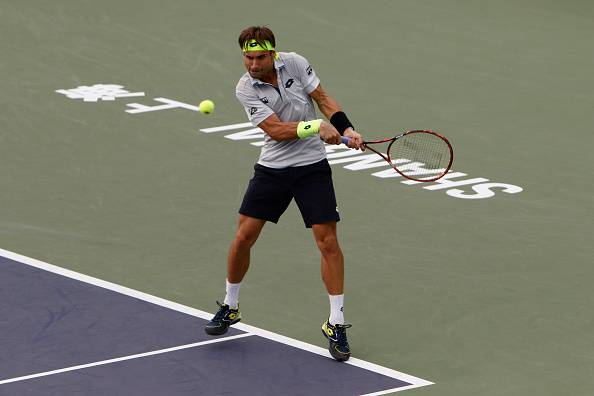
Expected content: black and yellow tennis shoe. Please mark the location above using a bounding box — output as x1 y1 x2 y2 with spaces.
321 320 352 362
204 301 241 336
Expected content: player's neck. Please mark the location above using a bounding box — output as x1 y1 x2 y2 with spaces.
259 70 278 86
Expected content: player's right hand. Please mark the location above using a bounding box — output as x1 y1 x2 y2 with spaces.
319 122 342 145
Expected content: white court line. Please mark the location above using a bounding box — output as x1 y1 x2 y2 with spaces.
199 122 253 133
0 333 253 386
360 384 426 396
0 247 433 392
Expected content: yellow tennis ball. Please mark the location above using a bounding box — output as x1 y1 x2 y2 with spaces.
199 99 215 114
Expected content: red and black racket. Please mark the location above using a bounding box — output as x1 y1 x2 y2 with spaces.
342 130 453 182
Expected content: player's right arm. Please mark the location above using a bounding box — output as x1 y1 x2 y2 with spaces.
258 114 342 144
236 77 341 144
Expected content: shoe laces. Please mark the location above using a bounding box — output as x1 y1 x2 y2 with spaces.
212 300 229 321
333 323 352 346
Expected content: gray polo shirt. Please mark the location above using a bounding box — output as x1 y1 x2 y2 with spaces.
235 52 326 168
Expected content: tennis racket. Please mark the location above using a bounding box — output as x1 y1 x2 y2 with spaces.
341 130 453 182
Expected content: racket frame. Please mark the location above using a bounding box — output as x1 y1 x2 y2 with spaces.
362 130 454 182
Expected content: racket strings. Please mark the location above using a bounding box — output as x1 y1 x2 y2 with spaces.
390 132 451 170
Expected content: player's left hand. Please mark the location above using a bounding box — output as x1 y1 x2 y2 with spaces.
344 128 365 151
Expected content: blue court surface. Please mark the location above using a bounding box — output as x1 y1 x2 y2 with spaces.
0 249 432 396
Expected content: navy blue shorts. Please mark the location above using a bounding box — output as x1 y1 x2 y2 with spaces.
239 159 340 228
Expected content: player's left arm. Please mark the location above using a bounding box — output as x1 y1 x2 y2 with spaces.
309 85 364 150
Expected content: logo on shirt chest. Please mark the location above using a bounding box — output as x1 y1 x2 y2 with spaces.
259 97 269 104
284 79 295 88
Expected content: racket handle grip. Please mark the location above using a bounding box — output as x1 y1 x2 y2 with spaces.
341 136 350 145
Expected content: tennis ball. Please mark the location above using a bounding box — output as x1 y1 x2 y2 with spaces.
199 99 215 114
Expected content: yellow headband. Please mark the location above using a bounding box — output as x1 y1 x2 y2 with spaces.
243 39 275 52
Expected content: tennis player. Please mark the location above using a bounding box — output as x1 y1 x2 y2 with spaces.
204 26 364 362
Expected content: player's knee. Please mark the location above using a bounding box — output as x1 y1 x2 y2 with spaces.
234 229 259 249
316 235 340 257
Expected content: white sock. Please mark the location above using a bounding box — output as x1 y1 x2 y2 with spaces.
328 294 345 325
223 279 241 309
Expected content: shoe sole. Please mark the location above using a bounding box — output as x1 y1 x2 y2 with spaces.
204 319 240 336
321 329 350 362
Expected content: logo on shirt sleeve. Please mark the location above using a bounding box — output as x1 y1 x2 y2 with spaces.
260 97 269 104
249 107 258 115
284 79 295 88
306 65 313 75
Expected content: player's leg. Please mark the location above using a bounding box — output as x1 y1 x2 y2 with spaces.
313 221 344 296
292 159 351 361
312 222 352 361
204 215 266 336
227 214 266 284
231 164 292 285
291 159 344 310
205 164 292 336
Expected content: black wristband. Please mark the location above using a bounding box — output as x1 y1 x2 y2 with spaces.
330 111 354 135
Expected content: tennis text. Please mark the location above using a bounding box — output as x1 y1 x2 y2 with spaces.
200 123 524 200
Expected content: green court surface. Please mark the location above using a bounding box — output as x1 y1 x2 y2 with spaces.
1 1 593 395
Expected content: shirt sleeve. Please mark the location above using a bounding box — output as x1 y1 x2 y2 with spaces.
235 83 275 126
286 52 320 94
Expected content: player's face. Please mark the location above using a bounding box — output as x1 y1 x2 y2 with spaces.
243 51 275 80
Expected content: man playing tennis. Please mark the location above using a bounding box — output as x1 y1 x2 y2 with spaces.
204 26 364 362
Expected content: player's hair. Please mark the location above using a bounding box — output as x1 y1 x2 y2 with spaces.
238 26 276 50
